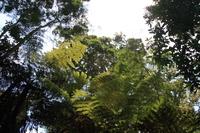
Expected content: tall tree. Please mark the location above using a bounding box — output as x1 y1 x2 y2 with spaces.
72 36 200 132
0 34 88 133
144 0 200 91
71 35 116 77
28 39 96 133
72 37 154 132
136 101 200 133
0 0 89 62
0 0 89 132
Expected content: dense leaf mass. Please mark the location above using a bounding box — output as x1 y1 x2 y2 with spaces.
0 0 89 132
144 0 200 91
0 0 200 132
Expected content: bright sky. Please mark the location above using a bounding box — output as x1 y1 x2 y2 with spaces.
87 0 154 41
0 0 154 51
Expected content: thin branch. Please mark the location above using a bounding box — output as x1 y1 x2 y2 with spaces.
0 19 60 63
0 16 23 39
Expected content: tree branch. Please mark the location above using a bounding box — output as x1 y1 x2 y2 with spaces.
0 19 60 63
0 16 23 39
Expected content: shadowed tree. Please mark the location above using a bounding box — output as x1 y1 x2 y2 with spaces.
144 0 200 91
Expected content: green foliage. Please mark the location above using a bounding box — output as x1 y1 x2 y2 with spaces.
0 0 89 63
30 69 90 132
42 78 70 99
26 38 91 132
114 49 144 76
32 99 75 133
41 40 87 70
137 102 200 133
0 0 89 131
145 0 200 91
90 72 114 92
72 35 200 132
72 38 150 131
72 89 124 132
1 5 200 131
113 32 127 48
72 35 117 77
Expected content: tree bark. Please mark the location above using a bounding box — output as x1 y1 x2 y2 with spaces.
0 79 21 124
0 16 23 39
0 84 30 133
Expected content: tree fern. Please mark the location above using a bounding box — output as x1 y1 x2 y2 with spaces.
41 40 87 70
72 89 128 132
42 78 70 99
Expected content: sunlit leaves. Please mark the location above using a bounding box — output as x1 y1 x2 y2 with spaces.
0 0 89 64
42 40 87 70
66 34 200 132
72 89 89 101
72 35 116 77
91 74 129 111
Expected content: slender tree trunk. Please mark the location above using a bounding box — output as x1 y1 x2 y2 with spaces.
0 79 20 101
0 79 21 124
0 84 30 133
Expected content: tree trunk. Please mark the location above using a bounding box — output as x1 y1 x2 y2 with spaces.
0 79 21 125
0 84 30 133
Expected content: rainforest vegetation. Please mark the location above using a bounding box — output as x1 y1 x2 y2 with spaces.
0 0 199 132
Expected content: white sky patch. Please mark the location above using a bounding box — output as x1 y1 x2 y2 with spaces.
0 14 10 29
26 128 46 133
0 1 154 51
87 0 154 42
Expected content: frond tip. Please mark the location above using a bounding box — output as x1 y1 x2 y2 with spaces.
42 40 87 70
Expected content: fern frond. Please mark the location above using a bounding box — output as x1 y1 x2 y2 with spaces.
42 78 70 99
41 40 87 70
90 72 114 92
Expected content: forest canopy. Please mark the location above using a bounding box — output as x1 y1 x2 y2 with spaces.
0 0 200 133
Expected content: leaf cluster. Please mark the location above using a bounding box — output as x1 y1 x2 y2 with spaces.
144 0 200 91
